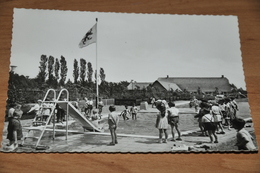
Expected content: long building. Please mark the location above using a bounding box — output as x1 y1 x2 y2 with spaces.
127 75 232 95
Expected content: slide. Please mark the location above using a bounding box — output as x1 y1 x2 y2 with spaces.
58 102 102 132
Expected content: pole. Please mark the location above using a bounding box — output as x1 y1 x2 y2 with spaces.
96 18 99 108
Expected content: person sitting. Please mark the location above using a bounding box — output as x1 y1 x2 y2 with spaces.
232 118 256 150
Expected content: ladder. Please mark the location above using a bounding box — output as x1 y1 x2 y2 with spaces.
22 89 70 149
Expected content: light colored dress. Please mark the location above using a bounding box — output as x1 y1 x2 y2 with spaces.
157 112 168 129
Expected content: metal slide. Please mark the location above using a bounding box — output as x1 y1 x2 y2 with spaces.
58 102 102 132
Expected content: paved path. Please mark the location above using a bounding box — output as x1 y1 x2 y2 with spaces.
2 120 255 153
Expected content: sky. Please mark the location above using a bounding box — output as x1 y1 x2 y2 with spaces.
10 8 246 89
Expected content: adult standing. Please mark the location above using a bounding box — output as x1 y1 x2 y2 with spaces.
108 105 119 146
167 102 182 141
155 100 169 143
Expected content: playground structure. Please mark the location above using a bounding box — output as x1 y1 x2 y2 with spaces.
22 89 103 149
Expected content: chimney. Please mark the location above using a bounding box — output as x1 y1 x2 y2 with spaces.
221 75 224 78
166 75 169 79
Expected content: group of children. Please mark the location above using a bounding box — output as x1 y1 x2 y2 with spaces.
119 104 138 120
155 100 182 143
193 97 256 150
5 95 257 151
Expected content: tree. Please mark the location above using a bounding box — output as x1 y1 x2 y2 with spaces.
36 55 48 87
100 67 106 82
60 56 68 86
87 62 93 83
80 58 87 85
47 55 55 86
54 58 60 87
73 59 79 84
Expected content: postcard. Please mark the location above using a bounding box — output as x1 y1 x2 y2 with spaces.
1 8 258 153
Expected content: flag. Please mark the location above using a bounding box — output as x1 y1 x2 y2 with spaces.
79 23 97 48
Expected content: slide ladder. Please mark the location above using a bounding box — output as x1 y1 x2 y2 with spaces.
22 88 102 149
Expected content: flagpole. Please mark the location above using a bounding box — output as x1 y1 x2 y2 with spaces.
96 18 99 108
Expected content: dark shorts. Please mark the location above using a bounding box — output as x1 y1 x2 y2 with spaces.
203 122 216 131
169 116 179 126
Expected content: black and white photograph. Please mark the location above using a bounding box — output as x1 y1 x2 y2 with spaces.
1 8 258 153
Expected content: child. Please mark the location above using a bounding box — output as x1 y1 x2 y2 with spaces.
155 100 169 143
167 102 182 141
211 105 225 134
120 105 130 120
6 111 23 149
90 109 101 129
98 98 104 115
232 118 256 150
131 104 138 120
108 105 119 146
201 106 218 143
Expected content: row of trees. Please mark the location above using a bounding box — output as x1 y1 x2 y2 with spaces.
35 55 106 89
8 54 132 104
7 54 247 105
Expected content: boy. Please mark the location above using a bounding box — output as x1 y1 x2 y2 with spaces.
131 103 138 120
108 105 119 146
232 118 256 150
167 102 182 141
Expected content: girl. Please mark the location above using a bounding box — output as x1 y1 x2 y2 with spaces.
155 100 169 143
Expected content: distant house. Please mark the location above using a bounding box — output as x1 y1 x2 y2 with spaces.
127 81 152 90
152 75 231 95
152 80 182 92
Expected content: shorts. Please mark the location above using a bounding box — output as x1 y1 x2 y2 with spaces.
168 116 179 126
203 122 216 131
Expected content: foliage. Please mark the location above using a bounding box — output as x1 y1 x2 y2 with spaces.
73 59 79 84
36 55 48 87
47 55 55 86
87 62 93 83
60 56 68 86
100 67 106 82
54 58 60 87
80 58 87 86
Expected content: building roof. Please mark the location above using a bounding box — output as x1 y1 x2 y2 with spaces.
127 82 152 90
157 76 231 92
153 80 182 91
